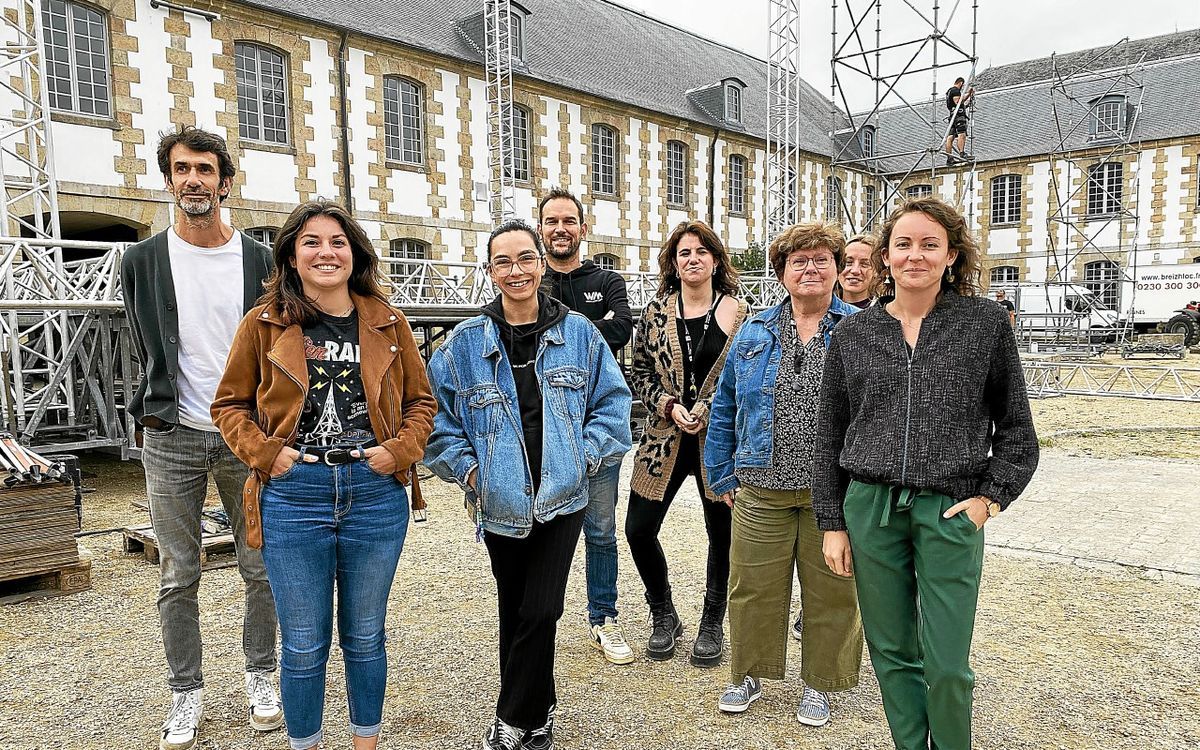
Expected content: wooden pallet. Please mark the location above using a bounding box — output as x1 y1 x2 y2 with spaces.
0 551 92 604
121 524 237 571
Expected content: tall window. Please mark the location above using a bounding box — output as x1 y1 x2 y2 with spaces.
990 265 1019 285
592 253 618 271
863 185 878 229
591 124 616 196
825 176 842 222
991 174 1022 225
384 77 424 165
906 184 932 200
246 227 276 248
43 0 110 116
666 140 687 206
860 126 876 159
728 154 746 215
390 238 428 278
236 43 289 144
1084 260 1119 309
1090 96 1126 140
505 105 531 183
1087 162 1123 216
509 10 525 60
725 83 742 124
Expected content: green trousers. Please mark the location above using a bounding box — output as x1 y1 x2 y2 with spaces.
728 485 863 691
844 480 985 750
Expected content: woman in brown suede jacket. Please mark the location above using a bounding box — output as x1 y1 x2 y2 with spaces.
212 200 435 750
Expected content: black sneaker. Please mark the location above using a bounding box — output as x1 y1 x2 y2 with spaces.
521 704 555 750
483 717 524 750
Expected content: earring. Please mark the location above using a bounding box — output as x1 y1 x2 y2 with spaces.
882 267 892 285
945 267 956 283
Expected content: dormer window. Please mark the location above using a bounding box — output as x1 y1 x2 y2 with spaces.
509 7 526 60
723 78 745 125
457 2 530 64
1090 95 1128 141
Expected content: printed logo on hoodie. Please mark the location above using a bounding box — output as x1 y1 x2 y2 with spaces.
583 291 604 303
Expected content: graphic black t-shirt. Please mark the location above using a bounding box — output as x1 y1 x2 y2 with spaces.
296 311 374 447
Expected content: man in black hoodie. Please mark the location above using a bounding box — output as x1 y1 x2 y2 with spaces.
538 188 635 667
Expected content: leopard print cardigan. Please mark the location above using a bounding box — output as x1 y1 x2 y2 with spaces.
629 292 750 502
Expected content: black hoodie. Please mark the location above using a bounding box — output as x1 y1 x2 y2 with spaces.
541 260 633 354
481 292 569 492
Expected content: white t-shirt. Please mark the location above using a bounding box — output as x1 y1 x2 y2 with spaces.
168 228 245 431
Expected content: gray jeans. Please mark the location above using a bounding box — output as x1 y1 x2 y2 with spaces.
142 423 278 692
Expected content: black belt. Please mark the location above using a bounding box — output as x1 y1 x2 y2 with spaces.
295 444 372 466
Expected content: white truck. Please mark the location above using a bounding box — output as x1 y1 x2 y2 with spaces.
1003 283 1119 342
1121 263 1200 346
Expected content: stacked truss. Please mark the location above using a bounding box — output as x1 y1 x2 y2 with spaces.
483 0 517 224
765 0 801 247
829 0 979 232
1042 39 1146 348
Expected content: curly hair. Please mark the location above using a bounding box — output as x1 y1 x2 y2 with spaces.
768 220 846 279
871 197 982 298
656 221 739 298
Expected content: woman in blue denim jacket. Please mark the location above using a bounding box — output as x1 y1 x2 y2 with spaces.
424 220 632 750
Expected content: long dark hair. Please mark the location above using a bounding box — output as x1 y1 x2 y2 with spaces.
656 220 739 298
261 200 391 326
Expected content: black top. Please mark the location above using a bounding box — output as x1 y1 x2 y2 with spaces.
997 299 1016 313
541 260 634 354
812 291 1040 531
296 311 374 447
677 313 728 409
847 297 872 310
946 85 962 112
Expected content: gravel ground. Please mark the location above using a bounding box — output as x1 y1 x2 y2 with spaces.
1 396 1198 749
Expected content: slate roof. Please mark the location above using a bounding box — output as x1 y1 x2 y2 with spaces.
240 0 842 154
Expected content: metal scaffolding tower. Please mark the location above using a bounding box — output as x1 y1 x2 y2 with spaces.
829 0 979 232
483 0 517 224
765 0 801 246
1043 39 1146 348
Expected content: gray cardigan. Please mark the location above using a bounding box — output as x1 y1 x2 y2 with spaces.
120 229 273 426
812 290 1039 531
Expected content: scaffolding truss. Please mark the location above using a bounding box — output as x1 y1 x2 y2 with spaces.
1041 39 1146 349
829 0 979 232
764 0 801 246
483 0 517 224
1024 361 1200 402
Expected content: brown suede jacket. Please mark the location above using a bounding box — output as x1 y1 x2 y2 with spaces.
211 293 437 548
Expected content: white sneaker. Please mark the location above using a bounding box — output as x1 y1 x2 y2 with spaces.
160 688 203 750
588 616 635 665
245 671 285 731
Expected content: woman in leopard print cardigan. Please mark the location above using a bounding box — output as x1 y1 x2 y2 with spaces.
625 220 749 668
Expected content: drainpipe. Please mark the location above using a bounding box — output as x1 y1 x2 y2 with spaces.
707 127 720 226
337 31 353 211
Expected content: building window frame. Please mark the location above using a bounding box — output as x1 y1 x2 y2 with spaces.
592 252 619 271
505 104 531 183
666 140 688 207
990 265 1020 285
860 126 876 159
42 0 112 118
1086 161 1123 217
590 123 617 197
905 184 933 200
825 175 843 222
990 174 1022 225
389 238 429 276
235 41 290 146
863 184 878 229
383 76 425 167
1083 259 1119 310
724 82 742 124
246 227 277 248
1089 95 1127 141
728 154 746 216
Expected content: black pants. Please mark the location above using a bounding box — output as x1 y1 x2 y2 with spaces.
483 508 585 730
625 435 732 607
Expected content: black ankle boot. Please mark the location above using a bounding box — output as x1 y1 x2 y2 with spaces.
690 596 726 667
645 590 683 660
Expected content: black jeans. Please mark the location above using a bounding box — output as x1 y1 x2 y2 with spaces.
483 508 585 730
625 434 732 607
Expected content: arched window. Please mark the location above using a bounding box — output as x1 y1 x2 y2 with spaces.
990 265 1019 285
990 175 1022 225
1090 95 1127 140
235 42 289 144
246 227 277 248
724 81 742 124
592 253 619 271
43 0 111 116
860 126 877 159
591 124 617 196
384 77 424 166
666 140 688 206
389 238 428 279
728 154 746 215
1083 260 1119 310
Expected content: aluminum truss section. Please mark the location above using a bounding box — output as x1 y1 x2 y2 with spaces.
1042 40 1146 349
0 0 60 239
483 0 517 224
1024 361 1200 402
829 1 979 232
765 0 801 249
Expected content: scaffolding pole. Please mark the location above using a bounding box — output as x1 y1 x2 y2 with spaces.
765 0 801 250
483 0 517 224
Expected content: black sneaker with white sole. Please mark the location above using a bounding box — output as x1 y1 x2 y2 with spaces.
521 703 555 750
483 717 524 750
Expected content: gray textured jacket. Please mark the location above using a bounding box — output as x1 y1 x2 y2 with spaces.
120 229 273 426
812 290 1039 531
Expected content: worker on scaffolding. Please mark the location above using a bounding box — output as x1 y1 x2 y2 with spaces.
943 76 975 165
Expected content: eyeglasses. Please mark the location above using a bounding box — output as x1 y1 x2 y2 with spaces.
787 255 834 272
488 254 542 275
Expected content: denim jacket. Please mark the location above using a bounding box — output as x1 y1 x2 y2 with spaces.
704 296 860 497
424 311 632 538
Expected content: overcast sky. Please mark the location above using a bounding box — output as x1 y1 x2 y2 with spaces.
620 0 1199 109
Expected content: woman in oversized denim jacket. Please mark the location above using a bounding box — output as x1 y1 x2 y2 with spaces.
424 219 632 750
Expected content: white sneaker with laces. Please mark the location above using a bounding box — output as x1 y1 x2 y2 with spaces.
588 616 635 665
796 685 831 727
718 676 762 713
245 671 285 731
160 688 203 750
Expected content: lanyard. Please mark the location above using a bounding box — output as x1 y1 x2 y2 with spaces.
678 292 723 401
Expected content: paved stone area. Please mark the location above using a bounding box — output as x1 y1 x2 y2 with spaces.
986 450 1200 576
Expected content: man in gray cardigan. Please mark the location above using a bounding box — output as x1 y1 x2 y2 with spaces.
120 126 279 750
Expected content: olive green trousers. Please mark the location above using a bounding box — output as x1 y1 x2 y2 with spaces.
728 484 863 691
844 480 985 750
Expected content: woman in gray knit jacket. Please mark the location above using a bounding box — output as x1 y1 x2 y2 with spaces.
813 197 1039 750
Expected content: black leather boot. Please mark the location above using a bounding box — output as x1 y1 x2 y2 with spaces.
645 589 683 660
689 595 726 667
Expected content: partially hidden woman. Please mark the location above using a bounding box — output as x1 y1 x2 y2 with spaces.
704 220 864 726
212 200 436 750
626 220 749 666
424 219 632 750
813 197 1039 750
